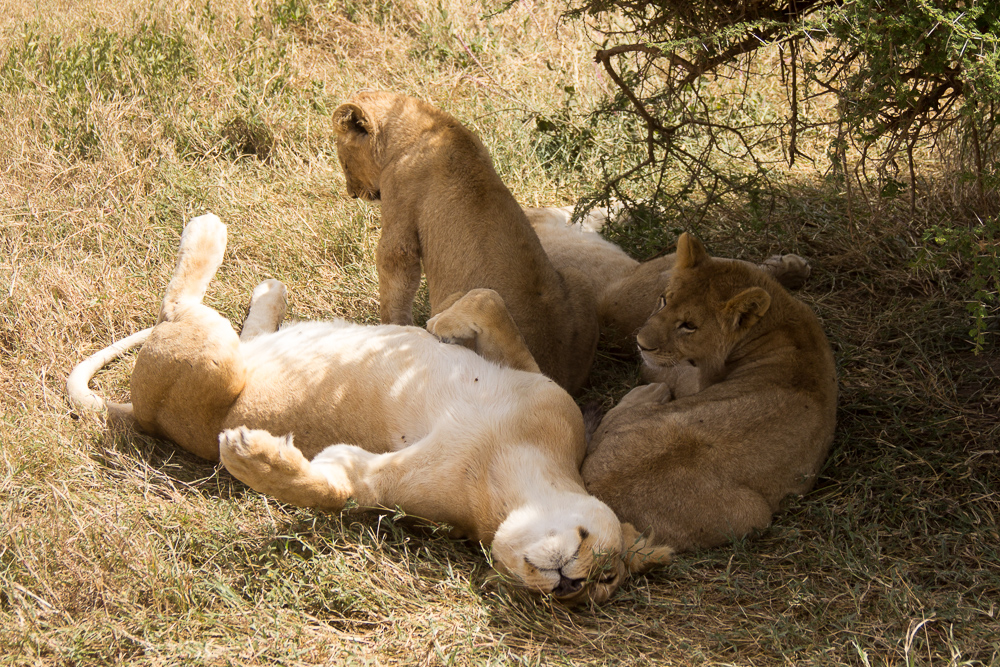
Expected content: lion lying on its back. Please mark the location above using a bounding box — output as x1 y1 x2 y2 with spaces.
581 233 838 551
67 214 671 604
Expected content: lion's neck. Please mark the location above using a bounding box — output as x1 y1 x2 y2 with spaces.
725 294 826 380
477 443 588 544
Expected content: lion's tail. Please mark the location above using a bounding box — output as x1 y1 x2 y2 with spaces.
66 327 152 426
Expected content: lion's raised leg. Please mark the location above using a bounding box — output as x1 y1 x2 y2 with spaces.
157 214 228 324
426 288 541 374
240 279 287 342
131 214 247 461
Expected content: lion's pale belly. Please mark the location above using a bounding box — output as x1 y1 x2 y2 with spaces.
222 319 533 460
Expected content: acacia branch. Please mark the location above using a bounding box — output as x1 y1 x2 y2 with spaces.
594 46 669 134
594 46 670 163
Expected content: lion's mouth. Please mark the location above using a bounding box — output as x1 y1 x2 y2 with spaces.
551 575 585 598
640 347 690 371
352 190 380 202
640 349 667 369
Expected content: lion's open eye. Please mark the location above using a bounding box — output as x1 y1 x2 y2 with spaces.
677 321 697 333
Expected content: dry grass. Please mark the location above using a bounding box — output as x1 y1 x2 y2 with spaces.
1 0 998 665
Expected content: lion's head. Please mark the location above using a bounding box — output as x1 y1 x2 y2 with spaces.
636 233 774 383
332 93 392 201
332 91 445 202
491 496 671 605
491 498 624 604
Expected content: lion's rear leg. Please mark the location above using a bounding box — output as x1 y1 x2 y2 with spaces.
157 214 228 323
220 427 378 510
131 214 246 460
240 279 288 342
427 288 541 373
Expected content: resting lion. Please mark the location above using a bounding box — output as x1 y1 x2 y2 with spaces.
67 214 672 604
333 91 599 393
525 206 812 350
579 233 838 551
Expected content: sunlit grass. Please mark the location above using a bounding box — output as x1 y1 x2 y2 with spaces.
1 0 997 665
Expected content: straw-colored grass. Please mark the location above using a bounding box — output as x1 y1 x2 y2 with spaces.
1 1 997 665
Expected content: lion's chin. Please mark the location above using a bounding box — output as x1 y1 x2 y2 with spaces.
347 186 381 202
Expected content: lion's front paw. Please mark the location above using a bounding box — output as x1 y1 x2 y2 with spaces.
427 288 509 344
645 361 702 399
618 382 673 409
427 312 481 347
761 253 811 290
220 428 357 509
427 295 494 348
219 426 307 488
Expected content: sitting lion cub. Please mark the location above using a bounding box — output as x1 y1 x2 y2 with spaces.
67 214 671 604
332 91 598 393
581 233 838 551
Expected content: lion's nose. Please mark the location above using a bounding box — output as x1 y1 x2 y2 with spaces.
635 331 656 352
552 575 584 597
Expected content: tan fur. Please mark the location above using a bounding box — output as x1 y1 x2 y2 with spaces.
68 214 671 604
333 92 599 393
580 233 838 551
525 206 812 350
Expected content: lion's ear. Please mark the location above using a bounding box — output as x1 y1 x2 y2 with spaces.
723 286 771 332
621 523 673 574
675 233 709 269
333 102 374 137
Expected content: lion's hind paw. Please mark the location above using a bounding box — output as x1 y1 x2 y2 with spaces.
241 279 288 341
182 213 226 251
761 253 811 290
